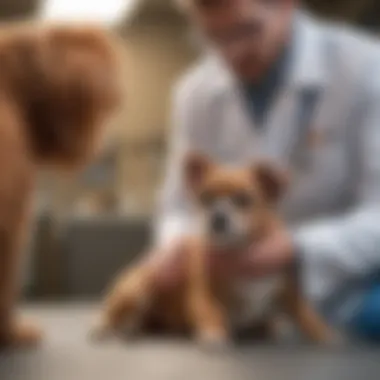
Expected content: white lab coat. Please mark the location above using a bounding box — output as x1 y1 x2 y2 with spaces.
156 11 380 331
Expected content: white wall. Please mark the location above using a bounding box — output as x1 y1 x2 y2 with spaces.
118 14 198 215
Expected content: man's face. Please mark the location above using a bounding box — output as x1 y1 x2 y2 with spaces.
190 0 296 82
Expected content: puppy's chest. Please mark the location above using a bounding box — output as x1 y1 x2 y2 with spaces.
227 276 283 329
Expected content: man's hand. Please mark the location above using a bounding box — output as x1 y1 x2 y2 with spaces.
150 239 188 292
152 229 296 292
236 228 295 278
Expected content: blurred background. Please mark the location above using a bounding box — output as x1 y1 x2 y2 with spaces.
8 0 379 302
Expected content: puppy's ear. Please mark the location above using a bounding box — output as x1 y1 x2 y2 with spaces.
184 152 213 190
252 162 288 203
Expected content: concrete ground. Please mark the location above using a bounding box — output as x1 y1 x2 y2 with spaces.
1 303 380 380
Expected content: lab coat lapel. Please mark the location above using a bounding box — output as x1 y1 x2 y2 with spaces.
258 11 328 167
209 59 258 164
218 89 257 163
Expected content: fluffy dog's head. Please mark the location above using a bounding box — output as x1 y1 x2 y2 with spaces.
184 152 288 250
0 23 124 167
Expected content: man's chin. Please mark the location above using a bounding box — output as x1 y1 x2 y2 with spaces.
235 65 268 84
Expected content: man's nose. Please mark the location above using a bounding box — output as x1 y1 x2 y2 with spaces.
223 23 263 61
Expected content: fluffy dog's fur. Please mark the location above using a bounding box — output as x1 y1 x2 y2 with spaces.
0 23 123 348
93 153 337 347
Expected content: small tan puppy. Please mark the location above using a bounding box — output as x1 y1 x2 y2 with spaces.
93 153 336 346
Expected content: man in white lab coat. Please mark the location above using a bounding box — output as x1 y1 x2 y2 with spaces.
155 0 380 341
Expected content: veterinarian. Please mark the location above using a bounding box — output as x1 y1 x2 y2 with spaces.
154 0 380 342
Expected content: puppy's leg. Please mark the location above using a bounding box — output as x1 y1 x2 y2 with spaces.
187 242 229 348
188 288 229 347
281 276 338 344
91 263 154 341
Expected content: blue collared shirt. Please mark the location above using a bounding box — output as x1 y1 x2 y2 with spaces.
242 17 297 128
242 46 291 127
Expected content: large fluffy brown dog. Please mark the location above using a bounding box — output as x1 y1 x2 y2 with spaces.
0 23 123 348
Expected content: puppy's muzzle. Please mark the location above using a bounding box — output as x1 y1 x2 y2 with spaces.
210 211 229 235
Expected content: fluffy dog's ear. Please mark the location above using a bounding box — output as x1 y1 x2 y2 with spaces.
252 162 288 203
184 152 213 190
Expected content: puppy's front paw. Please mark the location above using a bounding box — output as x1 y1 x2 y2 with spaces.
0 319 43 349
196 329 230 351
89 316 141 343
88 320 112 343
324 331 346 347
117 319 142 341
307 328 346 347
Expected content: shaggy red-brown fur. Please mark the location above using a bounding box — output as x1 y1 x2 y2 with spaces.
0 23 123 348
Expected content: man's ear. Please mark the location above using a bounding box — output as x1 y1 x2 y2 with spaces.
183 152 213 191
252 162 289 203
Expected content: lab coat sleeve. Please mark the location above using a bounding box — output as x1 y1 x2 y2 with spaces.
154 81 206 248
293 71 380 301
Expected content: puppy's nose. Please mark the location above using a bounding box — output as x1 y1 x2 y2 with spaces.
211 212 228 234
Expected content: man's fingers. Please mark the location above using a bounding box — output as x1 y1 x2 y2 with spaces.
240 233 294 277
150 240 186 292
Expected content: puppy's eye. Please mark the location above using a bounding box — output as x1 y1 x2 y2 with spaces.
232 192 253 208
199 191 214 207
